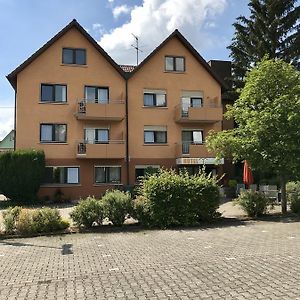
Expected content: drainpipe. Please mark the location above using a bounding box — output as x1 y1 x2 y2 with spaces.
13 90 16 151
125 79 130 186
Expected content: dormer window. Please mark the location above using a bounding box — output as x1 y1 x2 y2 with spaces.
165 56 185 72
62 48 86 65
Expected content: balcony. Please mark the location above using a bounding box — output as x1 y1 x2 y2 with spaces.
75 100 125 121
176 142 211 157
175 142 224 165
175 103 223 123
77 140 125 159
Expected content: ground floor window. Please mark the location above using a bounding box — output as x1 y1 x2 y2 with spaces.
95 166 121 184
135 165 160 181
43 166 79 184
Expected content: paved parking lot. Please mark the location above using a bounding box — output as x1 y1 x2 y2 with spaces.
1 219 300 300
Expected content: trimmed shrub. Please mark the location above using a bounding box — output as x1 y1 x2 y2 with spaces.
2 206 22 234
287 182 300 214
15 209 33 234
135 169 220 228
132 196 152 227
102 190 132 226
2 207 69 235
0 150 45 202
235 190 271 217
70 197 104 227
31 208 69 233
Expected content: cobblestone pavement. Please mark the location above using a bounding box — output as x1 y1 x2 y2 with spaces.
1 220 300 299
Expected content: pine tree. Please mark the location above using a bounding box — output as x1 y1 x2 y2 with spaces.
228 0 300 92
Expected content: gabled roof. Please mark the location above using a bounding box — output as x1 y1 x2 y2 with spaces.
7 19 125 89
127 29 227 89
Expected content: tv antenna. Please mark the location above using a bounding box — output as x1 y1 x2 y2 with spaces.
131 33 143 66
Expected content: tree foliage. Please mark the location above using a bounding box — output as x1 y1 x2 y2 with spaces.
207 58 300 212
0 149 45 202
229 0 300 92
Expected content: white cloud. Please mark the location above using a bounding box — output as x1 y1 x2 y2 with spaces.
0 107 14 140
112 4 131 19
108 0 114 2
99 0 228 64
92 23 106 36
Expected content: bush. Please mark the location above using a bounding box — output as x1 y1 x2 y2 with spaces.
15 209 33 234
31 208 69 233
70 197 104 228
2 207 69 235
0 150 45 202
2 206 22 234
132 196 152 227
102 190 132 226
135 169 220 228
287 181 300 214
235 190 271 217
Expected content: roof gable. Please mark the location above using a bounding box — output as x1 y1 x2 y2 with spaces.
128 29 227 89
7 19 125 89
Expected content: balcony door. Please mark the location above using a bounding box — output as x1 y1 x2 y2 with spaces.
182 130 203 154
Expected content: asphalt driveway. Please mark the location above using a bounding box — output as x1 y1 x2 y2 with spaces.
1 218 300 299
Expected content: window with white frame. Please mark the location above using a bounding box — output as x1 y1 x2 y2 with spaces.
40 124 67 143
84 128 109 144
43 166 79 184
165 56 185 72
144 126 167 144
94 166 121 184
143 89 166 107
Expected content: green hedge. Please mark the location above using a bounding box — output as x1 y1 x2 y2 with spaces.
0 149 45 202
133 169 220 228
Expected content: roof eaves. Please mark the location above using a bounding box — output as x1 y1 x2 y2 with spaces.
128 29 227 89
7 19 125 89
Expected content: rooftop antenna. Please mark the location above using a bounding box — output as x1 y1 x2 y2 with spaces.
131 33 143 66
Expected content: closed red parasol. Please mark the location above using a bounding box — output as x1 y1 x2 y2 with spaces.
243 160 254 186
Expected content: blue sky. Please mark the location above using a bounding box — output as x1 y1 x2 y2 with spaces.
0 0 249 139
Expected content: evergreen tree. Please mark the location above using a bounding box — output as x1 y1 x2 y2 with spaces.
229 0 300 92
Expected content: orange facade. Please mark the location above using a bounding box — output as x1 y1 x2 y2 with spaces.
7 20 229 200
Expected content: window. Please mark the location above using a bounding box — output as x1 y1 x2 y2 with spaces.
135 165 160 181
85 86 109 103
62 48 86 65
84 128 109 144
144 126 167 144
181 91 203 117
182 130 203 144
165 56 185 72
40 124 67 143
143 90 166 107
41 84 67 102
95 166 121 184
43 167 79 184
182 130 203 154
